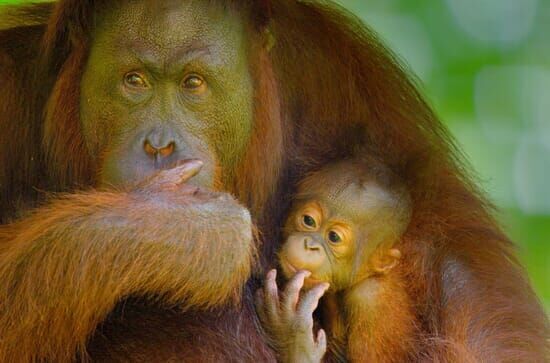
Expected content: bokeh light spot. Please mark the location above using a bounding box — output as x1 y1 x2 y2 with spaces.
445 0 538 48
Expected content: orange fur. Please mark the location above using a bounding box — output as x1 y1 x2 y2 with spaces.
0 0 548 361
0 1 280 361
268 1 548 361
343 272 420 362
0 188 255 362
231 42 287 217
42 40 95 189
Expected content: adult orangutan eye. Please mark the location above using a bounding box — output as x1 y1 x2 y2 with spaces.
302 215 316 229
124 72 148 88
328 230 342 244
182 74 206 91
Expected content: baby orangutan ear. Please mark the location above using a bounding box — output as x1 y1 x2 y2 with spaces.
372 248 402 275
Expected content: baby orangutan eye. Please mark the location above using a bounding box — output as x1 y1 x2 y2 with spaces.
328 230 342 243
302 215 317 229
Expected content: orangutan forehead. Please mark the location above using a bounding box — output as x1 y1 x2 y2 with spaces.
295 164 410 227
88 0 249 68
94 0 244 36
313 181 402 222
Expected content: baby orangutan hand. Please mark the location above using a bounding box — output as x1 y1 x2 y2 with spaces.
256 269 329 363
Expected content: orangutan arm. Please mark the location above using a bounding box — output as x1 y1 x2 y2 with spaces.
0 163 256 362
428 254 550 362
343 276 419 363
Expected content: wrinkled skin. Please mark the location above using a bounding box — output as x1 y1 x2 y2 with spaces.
0 1 268 361
81 0 254 188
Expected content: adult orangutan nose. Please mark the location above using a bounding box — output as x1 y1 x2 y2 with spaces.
142 126 179 163
143 139 176 158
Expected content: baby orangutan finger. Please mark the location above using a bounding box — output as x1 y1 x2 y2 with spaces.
297 282 330 320
264 269 281 324
255 289 267 325
282 270 311 316
315 328 327 357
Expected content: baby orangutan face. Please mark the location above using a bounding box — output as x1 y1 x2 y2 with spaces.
280 201 355 290
279 178 407 291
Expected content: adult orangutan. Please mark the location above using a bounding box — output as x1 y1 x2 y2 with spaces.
0 1 548 362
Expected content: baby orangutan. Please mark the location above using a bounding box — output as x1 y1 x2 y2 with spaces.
256 159 417 363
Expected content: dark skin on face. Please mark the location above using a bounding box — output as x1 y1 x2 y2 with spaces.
256 161 411 363
80 0 254 188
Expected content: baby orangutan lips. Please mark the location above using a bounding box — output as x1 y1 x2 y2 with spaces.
303 275 324 289
282 261 324 288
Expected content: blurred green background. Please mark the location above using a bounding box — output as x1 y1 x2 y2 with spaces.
1 0 548 310
332 0 550 310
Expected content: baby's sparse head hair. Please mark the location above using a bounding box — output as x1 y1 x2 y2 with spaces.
292 157 412 281
295 157 411 233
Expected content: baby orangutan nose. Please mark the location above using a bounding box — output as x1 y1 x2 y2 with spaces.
304 237 322 252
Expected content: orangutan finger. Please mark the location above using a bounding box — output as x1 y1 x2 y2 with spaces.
169 159 204 185
312 329 327 362
282 270 310 316
297 282 329 320
138 159 203 191
264 269 281 324
255 289 267 324
315 328 327 356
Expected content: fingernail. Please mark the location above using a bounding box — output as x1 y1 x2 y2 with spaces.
267 269 277 279
185 158 203 166
298 270 312 277
181 159 203 173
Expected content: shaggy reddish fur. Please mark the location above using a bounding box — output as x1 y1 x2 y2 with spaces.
0 0 548 362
